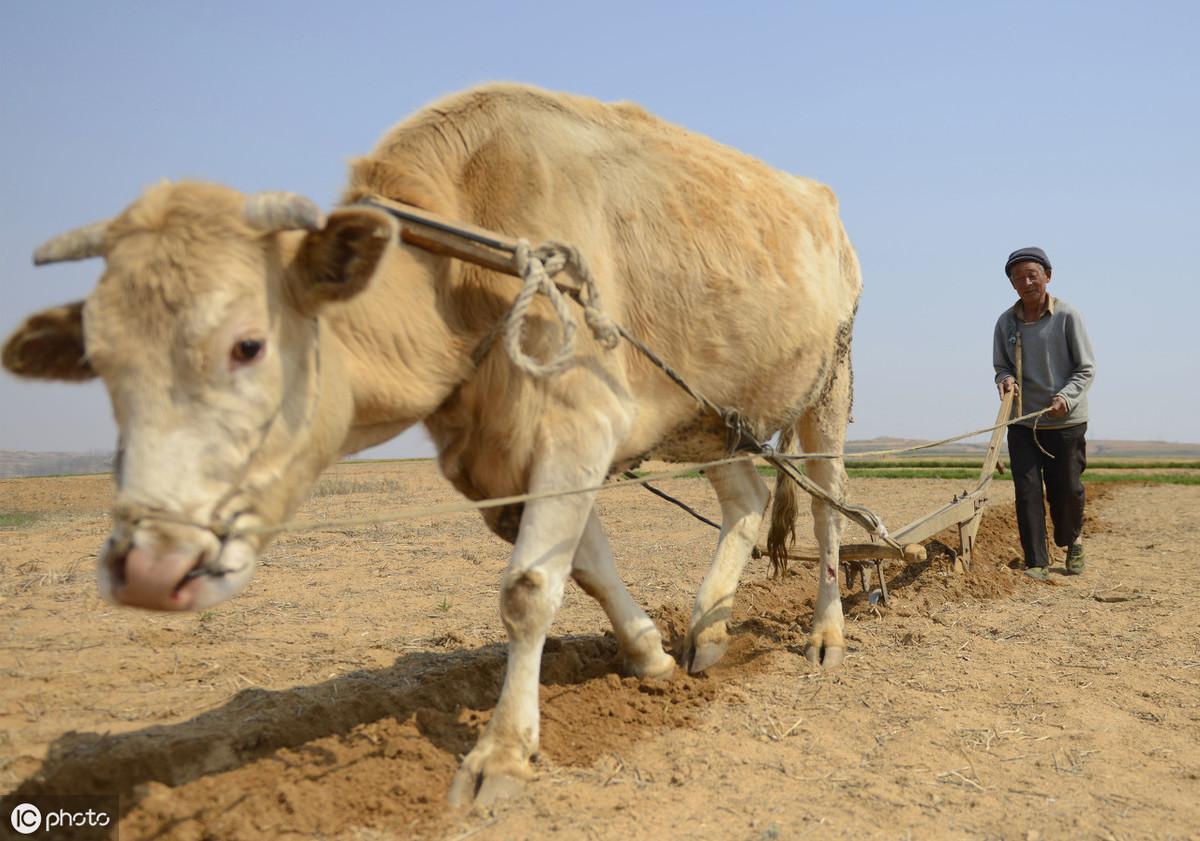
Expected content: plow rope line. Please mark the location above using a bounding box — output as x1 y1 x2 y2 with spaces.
772 406 1052 461
229 407 1047 539
235 456 752 537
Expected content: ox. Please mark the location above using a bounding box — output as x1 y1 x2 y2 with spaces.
3 83 861 804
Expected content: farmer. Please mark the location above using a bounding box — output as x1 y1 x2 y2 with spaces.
993 247 1096 580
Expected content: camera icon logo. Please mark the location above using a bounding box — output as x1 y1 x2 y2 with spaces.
10 802 42 834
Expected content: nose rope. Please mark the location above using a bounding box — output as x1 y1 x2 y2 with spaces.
112 319 323 578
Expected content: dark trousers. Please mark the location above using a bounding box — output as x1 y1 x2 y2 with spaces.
1007 422 1087 568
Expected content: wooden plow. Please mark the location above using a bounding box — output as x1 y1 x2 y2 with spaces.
772 392 1015 604
358 195 1014 606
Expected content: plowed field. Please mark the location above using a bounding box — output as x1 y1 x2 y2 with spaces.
2 464 1197 840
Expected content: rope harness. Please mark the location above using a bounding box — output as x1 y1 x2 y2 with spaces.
455 227 902 548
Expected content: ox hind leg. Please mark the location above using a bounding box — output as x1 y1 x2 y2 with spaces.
682 460 770 674
448 411 622 807
571 511 676 679
798 360 852 668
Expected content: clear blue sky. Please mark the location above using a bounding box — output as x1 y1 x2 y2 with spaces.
3 1 1197 458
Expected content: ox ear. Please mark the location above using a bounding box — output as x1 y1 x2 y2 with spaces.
2 301 96 381
290 208 396 314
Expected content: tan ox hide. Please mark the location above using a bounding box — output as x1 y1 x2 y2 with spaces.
3 83 861 805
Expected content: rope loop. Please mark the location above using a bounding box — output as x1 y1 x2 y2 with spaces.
500 239 620 378
504 240 578 377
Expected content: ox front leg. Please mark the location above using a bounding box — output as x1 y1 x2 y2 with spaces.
448 431 615 807
572 511 675 679
683 460 769 674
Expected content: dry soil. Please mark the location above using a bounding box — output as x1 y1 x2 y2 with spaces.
1 463 1197 840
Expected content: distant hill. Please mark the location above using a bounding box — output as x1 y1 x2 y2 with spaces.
0 449 114 479
3 437 1199 479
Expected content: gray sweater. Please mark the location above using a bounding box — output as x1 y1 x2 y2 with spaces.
993 296 1095 428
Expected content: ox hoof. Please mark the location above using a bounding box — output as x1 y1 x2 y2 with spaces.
447 749 532 808
684 638 729 675
805 643 845 669
627 648 677 680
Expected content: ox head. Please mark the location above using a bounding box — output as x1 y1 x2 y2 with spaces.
3 181 397 611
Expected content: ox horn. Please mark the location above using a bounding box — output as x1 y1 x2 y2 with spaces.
244 191 325 233
33 220 111 266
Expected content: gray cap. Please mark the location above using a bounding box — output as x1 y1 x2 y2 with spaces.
1005 247 1051 277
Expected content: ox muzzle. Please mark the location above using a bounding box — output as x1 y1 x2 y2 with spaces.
99 506 261 611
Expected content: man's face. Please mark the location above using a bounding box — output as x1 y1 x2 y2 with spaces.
1008 261 1051 308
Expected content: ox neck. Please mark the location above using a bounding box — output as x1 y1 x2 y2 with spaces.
320 244 476 456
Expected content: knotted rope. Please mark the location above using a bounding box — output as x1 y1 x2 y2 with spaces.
498 240 619 377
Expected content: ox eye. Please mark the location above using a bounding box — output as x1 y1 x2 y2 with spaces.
231 339 264 365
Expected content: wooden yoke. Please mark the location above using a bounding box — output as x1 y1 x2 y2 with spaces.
360 196 583 295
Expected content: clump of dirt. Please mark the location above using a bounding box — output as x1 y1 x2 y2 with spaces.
539 671 720 766
896 504 1024 612
649 578 816 663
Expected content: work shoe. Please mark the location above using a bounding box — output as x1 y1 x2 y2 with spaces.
1023 566 1050 581
1066 543 1085 575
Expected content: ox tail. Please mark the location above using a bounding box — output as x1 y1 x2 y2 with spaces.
766 422 802 578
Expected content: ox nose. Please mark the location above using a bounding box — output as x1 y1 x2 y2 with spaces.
110 544 203 611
